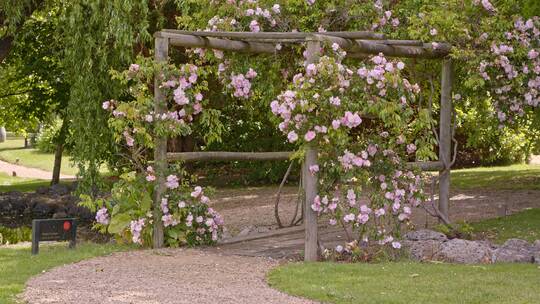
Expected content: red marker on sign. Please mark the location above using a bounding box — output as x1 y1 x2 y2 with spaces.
63 221 71 231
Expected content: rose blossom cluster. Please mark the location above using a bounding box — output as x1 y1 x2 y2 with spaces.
95 207 110 225
130 218 145 244
103 62 205 148
479 17 540 125
229 68 257 98
311 142 423 251
371 1 400 30
271 45 424 251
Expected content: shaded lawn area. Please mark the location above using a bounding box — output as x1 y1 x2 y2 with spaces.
0 139 78 176
450 164 540 190
470 208 540 243
268 262 540 304
0 172 51 192
0 172 77 193
0 243 129 304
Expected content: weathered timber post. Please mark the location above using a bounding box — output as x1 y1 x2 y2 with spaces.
303 38 320 262
438 59 453 220
153 35 169 248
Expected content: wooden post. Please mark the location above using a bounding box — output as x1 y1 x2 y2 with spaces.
153 36 169 248
303 39 320 262
438 59 453 220
303 145 318 261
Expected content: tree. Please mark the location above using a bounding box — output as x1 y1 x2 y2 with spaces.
0 3 70 184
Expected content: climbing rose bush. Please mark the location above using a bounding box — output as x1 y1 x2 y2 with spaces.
83 58 224 247
271 44 429 253
478 16 540 126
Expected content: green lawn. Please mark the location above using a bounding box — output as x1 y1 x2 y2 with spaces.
471 208 540 243
0 139 78 176
268 262 540 304
451 164 540 190
0 172 51 192
0 243 129 304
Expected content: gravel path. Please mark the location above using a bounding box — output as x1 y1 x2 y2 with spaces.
0 159 75 180
23 248 315 304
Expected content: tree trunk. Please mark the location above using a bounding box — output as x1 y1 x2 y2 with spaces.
51 119 69 185
0 126 6 142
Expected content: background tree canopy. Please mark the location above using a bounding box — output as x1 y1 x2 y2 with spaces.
1 0 540 190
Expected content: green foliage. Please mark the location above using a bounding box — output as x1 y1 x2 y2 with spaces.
61 0 152 192
268 262 540 304
35 119 62 153
434 221 474 240
0 226 31 245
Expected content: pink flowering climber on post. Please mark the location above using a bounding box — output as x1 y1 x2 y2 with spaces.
165 175 179 189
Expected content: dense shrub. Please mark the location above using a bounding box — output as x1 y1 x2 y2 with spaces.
0 226 32 245
35 120 62 153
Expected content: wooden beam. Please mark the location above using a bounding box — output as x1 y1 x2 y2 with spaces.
407 161 444 171
167 151 292 162
152 37 169 249
162 32 277 54
159 29 385 40
308 34 450 59
166 151 443 171
352 40 451 59
303 39 321 262
438 59 454 220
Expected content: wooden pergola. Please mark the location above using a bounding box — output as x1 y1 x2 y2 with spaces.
153 30 454 261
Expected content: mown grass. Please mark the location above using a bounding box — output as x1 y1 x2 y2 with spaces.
450 164 540 190
268 262 540 304
0 172 51 192
0 243 129 304
0 139 78 176
471 208 540 243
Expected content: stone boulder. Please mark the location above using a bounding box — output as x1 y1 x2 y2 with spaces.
405 240 443 261
405 229 448 242
435 239 492 264
492 238 535 263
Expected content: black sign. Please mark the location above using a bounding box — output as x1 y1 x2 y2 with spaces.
32 218 77 255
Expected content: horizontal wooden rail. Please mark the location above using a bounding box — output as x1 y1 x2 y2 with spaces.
167 151 293 162
164 32 277 54
159 29 385 40
308 34 451 59
167 151 444 171
156 31 451 59
407 161 444 171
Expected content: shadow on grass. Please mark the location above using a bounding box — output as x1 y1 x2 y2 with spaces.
0 180 76 193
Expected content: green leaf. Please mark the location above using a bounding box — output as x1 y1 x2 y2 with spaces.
108 213 132 234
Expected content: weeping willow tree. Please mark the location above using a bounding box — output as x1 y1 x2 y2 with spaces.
60 0 152 192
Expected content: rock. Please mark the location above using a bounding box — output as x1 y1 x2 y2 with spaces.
256 226 271 233
491 238 535 263
32 202 53 218
436 239 492 264
534 252 540 265
53 211 68 219
49 184 70 196
35 186 49 195
405 229 448 242
405 240 443 261
237 226 254 237
492 247 534 263
501 238 533 251
534 240 540 250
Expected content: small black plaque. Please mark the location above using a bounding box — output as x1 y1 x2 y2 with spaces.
32 218 77 255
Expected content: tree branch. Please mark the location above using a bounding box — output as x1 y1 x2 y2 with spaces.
0 89 31 99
